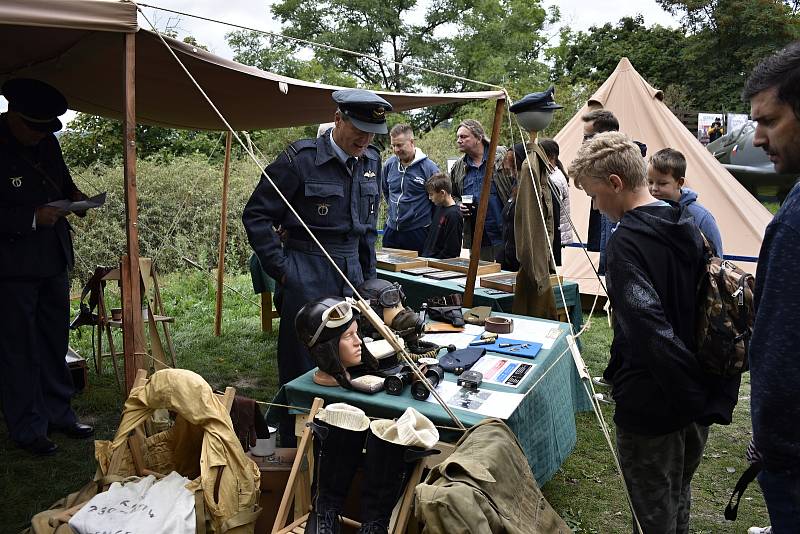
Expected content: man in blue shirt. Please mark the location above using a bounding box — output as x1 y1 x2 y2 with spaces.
381 124 439 253
743 41 800 532
449 119 511 261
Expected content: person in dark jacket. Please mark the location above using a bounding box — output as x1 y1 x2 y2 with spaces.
0 79 95 456
243 89 387 445
742 41 800 531
422 173 463 258
570 131 740 534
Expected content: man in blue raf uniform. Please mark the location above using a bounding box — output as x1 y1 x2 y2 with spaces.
243 89 389 440
0 78 94 456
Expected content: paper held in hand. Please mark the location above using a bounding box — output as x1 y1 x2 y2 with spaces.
47 192 107 213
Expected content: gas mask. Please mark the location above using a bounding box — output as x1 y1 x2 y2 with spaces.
356 279 425 343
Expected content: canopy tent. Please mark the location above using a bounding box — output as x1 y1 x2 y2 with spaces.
1 0 505 390
555 57 772 296
0 0 503 130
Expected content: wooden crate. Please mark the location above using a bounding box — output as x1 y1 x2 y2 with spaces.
480 272 517 293
376 253 428 272
427 257 501 276
378 247 418 258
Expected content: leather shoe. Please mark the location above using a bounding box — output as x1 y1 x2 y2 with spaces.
50 422 95 439
20 437 58 456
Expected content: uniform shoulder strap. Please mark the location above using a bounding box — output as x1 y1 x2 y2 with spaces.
281 138 317 164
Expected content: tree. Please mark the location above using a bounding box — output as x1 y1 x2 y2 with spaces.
656 0 800 111
548 15 689 93
227 0 556 130
59 113 225 167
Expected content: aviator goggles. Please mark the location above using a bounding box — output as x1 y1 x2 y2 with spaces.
371 282 405 309
308 299 354 347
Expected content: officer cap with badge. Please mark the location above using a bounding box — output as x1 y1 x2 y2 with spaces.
2 78 68 133
332 89 393 134
510 85 562 132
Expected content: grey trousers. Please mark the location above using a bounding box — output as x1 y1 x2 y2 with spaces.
616 422 710 534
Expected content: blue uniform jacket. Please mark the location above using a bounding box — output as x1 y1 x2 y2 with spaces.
242 133 381 285
381 149 439 232
0 115 77 279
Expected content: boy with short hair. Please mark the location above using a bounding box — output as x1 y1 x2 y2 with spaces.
569 131 740 534
422 173 463 258
647 148 724 256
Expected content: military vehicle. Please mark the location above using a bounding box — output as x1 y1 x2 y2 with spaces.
707 120 797 202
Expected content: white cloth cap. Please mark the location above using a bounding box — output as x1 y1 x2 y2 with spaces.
370 407 439 449
316 403 370 432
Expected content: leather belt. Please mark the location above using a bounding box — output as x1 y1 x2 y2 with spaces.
484 316 513 334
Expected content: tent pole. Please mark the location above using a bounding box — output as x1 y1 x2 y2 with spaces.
121 32 147 393
464 98 506 307
214 132 233 336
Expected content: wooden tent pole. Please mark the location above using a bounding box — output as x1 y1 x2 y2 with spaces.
464 98 506 307
214 132 233 336
121 32 147 392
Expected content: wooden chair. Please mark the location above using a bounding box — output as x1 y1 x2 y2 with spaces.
95 258 177 388
271 397 425 534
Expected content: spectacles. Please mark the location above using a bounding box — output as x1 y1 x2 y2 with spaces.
373 283 405 308
309 300 354 346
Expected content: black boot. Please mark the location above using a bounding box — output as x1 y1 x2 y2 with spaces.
305 420 367 534
357 430 436 534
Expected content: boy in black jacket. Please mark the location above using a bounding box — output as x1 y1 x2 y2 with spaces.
569 132 740 534
422 173 463 258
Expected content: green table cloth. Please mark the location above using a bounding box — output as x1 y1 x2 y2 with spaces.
281 313 593 486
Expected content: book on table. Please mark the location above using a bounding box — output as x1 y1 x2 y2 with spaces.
427 257 502 276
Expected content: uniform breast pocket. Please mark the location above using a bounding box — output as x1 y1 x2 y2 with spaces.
304 181 344 224
359 181 379 224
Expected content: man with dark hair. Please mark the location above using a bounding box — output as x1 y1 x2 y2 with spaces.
742 41 800 531
581 109 620 140
422 173 462 258
0 79 95 456
381 124 439 253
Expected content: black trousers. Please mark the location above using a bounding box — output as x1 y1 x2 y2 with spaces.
0 270 76 444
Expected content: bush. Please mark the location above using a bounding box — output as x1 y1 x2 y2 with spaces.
69 155 264 281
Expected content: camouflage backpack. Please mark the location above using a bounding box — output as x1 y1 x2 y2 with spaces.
695 235 755 377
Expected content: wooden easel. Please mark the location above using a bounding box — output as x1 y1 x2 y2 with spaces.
94 258 176 389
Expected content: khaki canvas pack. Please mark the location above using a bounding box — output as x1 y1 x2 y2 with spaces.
695 235 755 377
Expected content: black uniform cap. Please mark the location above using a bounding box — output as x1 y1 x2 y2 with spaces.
509 86 563 113
2 78 68 133
332 89 392 134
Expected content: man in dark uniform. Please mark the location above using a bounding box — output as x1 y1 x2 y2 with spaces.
243 89 389 440
0 78 94 456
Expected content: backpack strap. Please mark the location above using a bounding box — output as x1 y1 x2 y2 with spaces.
724 461 762 520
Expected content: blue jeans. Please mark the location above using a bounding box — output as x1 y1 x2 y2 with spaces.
759 469 800 533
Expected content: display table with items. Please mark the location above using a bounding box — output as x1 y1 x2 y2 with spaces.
377 267 583 328
282 310 592 486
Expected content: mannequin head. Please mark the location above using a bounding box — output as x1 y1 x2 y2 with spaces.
337 321 363 368
295 297 377 388
514 110 555 133
510 86 562 135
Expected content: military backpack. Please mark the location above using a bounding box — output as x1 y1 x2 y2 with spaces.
695 234 755 377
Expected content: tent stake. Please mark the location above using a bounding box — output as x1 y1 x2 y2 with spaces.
214 132 233 336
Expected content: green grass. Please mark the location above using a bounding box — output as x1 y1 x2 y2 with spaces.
0 272 770 532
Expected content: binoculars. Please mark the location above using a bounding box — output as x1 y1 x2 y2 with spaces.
384 362 445 401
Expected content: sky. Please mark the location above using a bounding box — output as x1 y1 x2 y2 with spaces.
0 0 680 120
